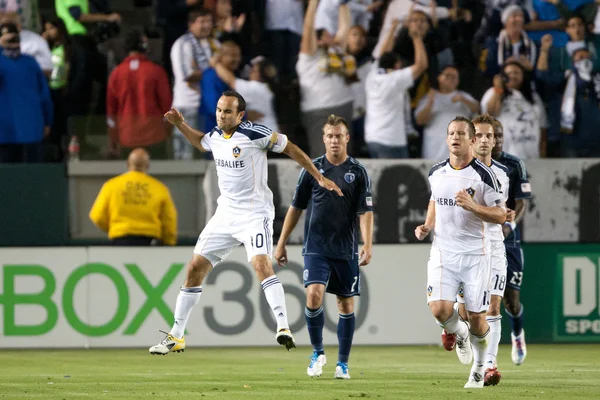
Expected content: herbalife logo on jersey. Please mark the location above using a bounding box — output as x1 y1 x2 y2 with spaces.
555 254 600 341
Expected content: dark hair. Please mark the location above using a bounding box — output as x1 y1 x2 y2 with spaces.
471 113 497 133
125 29 147 53
492 118 503 132
379 51 401 69
188 8 212 24
502 61 534 104
322 114 350 134
221 90 246 112
42 16 71 58
567 14 587 28
440 64 459 74
448 116 475 138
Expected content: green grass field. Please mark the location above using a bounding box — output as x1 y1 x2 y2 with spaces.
2 345 599 399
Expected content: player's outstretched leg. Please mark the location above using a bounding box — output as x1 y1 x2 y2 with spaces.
305 283 326 377
505 288 526 365
464 313 489 389
150 255 211 355
254 256 295 350
484 315 502 386
334 296 355 380
306 306 326 377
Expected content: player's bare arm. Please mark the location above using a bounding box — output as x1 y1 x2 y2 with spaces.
274 206 304 267
282 141 344 196
455 189 506 224
358 211 374 266
415 200 435 241
164 107 208 151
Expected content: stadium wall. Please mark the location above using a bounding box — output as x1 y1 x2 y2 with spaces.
1 244 599 348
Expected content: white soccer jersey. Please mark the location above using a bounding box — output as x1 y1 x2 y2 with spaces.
200 122 288 218
487 160 510 243
429 158 504 254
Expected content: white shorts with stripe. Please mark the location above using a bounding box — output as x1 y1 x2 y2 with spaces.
194 208 273 266
426 246 491 313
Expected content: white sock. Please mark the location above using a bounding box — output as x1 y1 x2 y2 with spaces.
470 327 490 376
261 275 289 331
169 286 202 339
437 308 469 339
485 315 502 368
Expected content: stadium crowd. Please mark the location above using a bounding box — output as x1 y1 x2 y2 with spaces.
0 0 599 163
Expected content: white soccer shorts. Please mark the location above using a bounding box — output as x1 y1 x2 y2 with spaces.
456 240 507 305
426 246 491 313
194 209 273 266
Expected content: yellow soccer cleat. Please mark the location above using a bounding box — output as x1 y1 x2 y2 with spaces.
149 330 185 355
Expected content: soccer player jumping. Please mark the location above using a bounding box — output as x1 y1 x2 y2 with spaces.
150 91 342 355
275 115 374 379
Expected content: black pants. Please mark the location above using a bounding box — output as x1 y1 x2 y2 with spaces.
68 35 107 116
267 30 301 82
111 235 159 246
0 143 43 163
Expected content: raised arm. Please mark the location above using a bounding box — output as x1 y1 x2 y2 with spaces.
410 31 428 80
282 140 343 196
333 3 351 48
300 0 319 55
376 18 400 58
164 107 207 151
214 62 237 88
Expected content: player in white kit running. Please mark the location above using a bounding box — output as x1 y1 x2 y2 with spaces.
150 90 343 355
450 114 514 386
415 116 506 389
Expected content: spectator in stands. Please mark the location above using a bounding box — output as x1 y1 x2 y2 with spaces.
537 34 600 157
483 5 538 78
199 40 241 132
524 0 572 48
364 26 428 158
475 0 534 44
214 55 280 131
0 11 52 74
212 0 245 41
545 0 598 31
106 30 172 159
0 21 53 163
297 0 354 157
55 0 121 155
265 0 303 81
89 148 178 246
559 14 600 70
373 0 456 57
171 9 219 159
42 17 70 162
415 65 480 160
481 61 547 159
346 23 373 156
0 0 40 32
393 9 455 107
156 0 201 79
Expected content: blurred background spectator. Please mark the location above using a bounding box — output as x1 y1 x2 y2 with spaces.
106 29 172 159
0 20 52 163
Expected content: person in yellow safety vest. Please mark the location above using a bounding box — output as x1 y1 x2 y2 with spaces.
89 148 178 245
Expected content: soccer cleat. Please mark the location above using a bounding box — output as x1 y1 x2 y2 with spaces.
484 367 502 386
307 352 327 377
149 330 185 355
334 362 350 379
511 330 527 365
442 330 457 351
464 371 484 389
276 328 296 350
455 334 473 365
